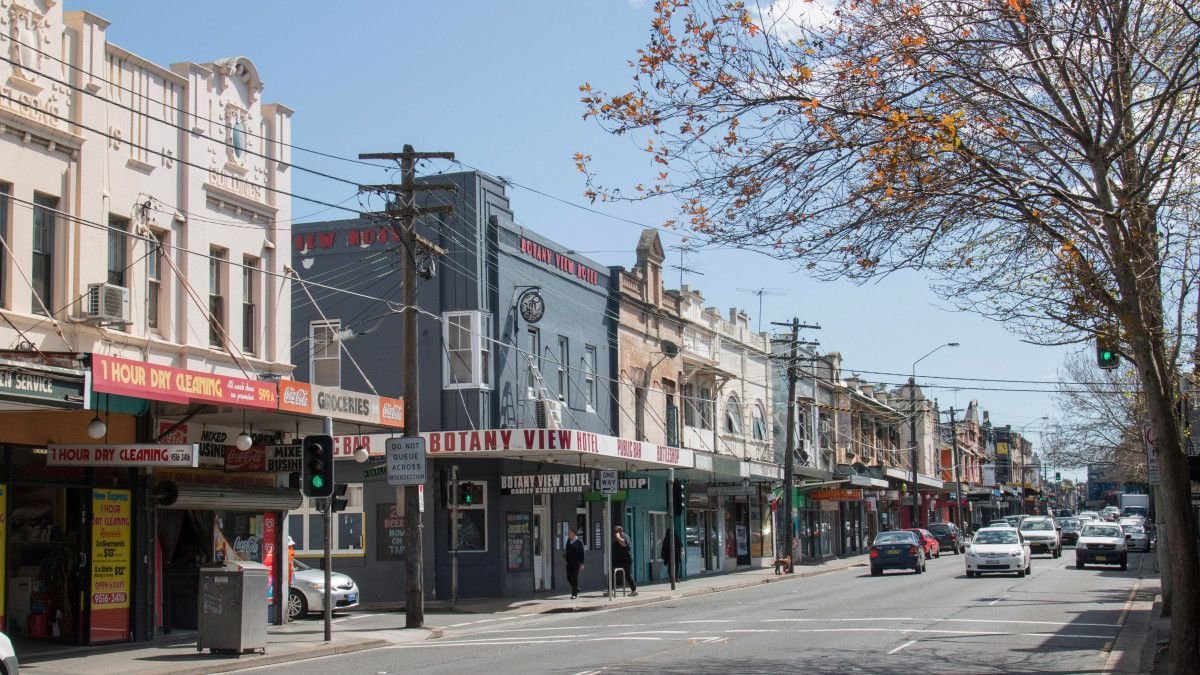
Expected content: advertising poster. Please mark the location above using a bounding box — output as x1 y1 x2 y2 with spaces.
90 488 132 644
264 512 277 607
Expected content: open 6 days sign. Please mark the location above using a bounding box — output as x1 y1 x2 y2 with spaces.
387 437 427 486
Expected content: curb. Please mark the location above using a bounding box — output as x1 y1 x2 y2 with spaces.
162 638 391 675
1102 554 1155 674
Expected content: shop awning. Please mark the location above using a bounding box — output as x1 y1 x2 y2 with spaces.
153 480 303 511
418 428 695 472
850 475 888 488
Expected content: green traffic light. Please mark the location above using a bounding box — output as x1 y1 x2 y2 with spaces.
1101 350 1114 360
311 475 325 489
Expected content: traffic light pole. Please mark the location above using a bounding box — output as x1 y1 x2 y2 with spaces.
322 416 333 642
450 464 458 607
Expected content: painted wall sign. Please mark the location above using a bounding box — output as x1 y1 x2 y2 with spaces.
293 227 401 253
224 444 302 473
518 237 601 285
499 472 592 495
91 354 277 409
808 488 864 501
48 444 199 467
277 379 404 428
90 488 132 643
422 429 694 469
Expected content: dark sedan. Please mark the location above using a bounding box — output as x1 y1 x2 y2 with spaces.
1057 518 1081 546
870 530 926 576
928 522 965 554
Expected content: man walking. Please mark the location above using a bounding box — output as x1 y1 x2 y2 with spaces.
563 528 585 599
612 525 638 596
661 528 683 583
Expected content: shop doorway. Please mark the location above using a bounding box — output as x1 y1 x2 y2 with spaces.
685 509 717 573
532 497 551 591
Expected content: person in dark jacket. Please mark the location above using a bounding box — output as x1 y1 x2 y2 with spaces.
611 525 638 596
563 528 585 598
661 528 683 583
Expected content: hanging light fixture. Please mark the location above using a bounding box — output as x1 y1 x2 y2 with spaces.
236 411 253 451
86 412 107 439
353 424 368 463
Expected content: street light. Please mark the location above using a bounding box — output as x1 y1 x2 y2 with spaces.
1018 415 1049 511
910 342 959 527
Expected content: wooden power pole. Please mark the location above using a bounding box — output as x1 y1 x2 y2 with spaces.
359 145 454 629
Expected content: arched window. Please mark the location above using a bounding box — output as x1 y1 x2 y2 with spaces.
725 393 742 434
751 402 767 441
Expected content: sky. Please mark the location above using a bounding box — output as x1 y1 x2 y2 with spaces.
77 1 1079 475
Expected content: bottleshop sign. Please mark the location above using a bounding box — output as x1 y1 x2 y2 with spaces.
421 429 695 469
48 444 199 467
277 379 404 428
91 354 277 410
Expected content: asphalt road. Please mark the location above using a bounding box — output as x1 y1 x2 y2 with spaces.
245 547 1150 674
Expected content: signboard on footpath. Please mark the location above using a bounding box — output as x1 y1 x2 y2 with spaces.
90 488 131 643
48 444 199 467
277 379 404 428
91 354 277 409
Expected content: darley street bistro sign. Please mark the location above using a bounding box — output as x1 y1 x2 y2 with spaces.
277 380 404 428
91 354 277 410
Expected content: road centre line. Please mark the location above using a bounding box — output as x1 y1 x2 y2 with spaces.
470 623 645 634
888 640 918 654
796 628 1114 639
765 617 914 623
391 636 666 649
677 619 733 623
937 618 1122 628
619 630 688 635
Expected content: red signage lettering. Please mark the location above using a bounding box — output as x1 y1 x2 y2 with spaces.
518 237 600 286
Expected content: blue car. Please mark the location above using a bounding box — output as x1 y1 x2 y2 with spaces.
870 530 926 576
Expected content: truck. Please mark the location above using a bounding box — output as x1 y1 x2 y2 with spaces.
1119 493 1151 519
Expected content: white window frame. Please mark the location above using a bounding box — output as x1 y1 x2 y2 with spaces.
288 483 365 556
443 310 492 390
725 393 743 435
146 228 165 332
310 320 341 387
242 255 259 355
582 345 597 411
752 401 767 441
556 335 569 405
449 480 488 553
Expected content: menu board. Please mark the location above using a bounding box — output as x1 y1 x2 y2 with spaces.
506 512 531 573
376 503 405 561
90 488 132 643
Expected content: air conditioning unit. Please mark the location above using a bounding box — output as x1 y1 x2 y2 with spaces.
535 399 563 430
85 283 130 324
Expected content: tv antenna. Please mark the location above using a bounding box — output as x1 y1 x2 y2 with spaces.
737 287 787 331
668 244 704 288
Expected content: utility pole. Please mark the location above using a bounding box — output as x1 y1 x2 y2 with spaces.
771 318 820 569
359 145 454 629
948 407 964 534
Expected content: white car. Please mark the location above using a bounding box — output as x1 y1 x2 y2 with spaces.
0 630 17 675
965 527 1032 578
288 559 360 620
1019 516 1062 558
1078 511 1101 522
1076 522 1128 569
1121 522 1151 552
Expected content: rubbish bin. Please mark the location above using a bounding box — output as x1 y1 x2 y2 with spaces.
197 560 268 654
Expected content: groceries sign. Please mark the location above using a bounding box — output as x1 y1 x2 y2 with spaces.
278 380 403 428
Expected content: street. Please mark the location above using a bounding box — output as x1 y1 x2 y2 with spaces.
244 548 1150 674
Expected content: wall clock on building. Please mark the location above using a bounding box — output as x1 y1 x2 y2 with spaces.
519 289 545 323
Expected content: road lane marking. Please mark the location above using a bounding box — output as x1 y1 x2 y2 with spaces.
678 619 733 624
937 618 1122 628
988 596 1004 606
619 630 688 635
727 629 780 633
764 617 914 623
888 640 918 654
478 624 645 634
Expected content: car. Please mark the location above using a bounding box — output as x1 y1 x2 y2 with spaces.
928 522 966 554
988 519 1010 527
1019 516 1062 558
1101 506 1121 521
965 527 1032 577
1076 522 1128 569
1078 511 1101 522
870 530 926 576
1119 516 1146 529
1122 522 1151 552
1003 515 1027 528
289 559 361 621
1057 518 1082 546
904 528 941 559
0 631 17 675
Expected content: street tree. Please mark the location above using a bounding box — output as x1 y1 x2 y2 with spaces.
581 0 1200 668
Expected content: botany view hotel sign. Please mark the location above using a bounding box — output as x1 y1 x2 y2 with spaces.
500 472 592 495
422 429 695 469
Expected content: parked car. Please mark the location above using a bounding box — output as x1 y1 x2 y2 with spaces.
0 631 17 675
1122 522 1151 552
289 559 361 620
1003 515 1027 528
904 528 941 559
928 522 965 554
1019 516 1062 558
1076 522 1128 570
870 530 926 576
965 527 1032 577
1057 518 1082 546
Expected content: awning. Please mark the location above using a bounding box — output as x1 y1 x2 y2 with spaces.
850 475 888 488
153 481 303 511
916 474 944 489
420 428 695 472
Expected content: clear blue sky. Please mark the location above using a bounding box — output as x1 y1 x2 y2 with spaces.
80 1 1077 473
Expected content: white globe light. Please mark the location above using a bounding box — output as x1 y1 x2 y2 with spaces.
354 447 369 464
86 416 107 439
235 432 253 451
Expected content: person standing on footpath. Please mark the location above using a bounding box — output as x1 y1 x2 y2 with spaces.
612 525 638 596
661 528 683 583
563 528 585 599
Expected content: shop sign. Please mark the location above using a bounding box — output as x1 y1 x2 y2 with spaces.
422 429 694 469
224 444 302 473
90 488 132 643
153 467 276 488
499 472 591 495
91 354 277 410
809 488 863 501
48 443 198 467
591 476 648 491
517 237 601 286
706 485 757 496
277 379 404 428
157 422 279 470
0 362 84 407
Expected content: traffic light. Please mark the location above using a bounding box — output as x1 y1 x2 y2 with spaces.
302 434 334 498
1096 336 1119 370
459 481 482 506
1055 471 1061 482
331 483 349 513
672 479 686 515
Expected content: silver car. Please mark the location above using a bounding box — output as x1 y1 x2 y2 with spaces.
288 559 360 621
1122 522 1151 552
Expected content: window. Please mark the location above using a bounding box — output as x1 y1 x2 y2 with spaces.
286 484 365 556
557 336 569 404
242 256 258 354
448 480 488 552
107 215 129 287
576 500 591 549
147 229 164 330
725 394 743 434
0 183 8 307
443 310 492 389
310 320 341 387
752 402 767 441
31 193 57 315
700 387 713 430
583 345 597 410
683 383 696 427
526 327 540 395
208 248 226 346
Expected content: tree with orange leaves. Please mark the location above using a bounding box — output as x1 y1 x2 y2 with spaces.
583 1 1200 669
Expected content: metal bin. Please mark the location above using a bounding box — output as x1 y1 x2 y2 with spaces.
197 560 268 654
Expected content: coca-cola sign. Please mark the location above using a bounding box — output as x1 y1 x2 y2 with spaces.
276 379 403 428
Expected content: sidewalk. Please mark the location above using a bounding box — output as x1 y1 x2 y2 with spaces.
18 555 866 674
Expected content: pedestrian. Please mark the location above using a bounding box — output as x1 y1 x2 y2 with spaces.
612 525 638 596
660 528 683 583
563 528 585 599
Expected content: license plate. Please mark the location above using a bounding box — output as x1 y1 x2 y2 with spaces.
346 593 358 603
887 549 899 555
1094 555 1106 562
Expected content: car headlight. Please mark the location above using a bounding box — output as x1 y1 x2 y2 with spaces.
303 580 325 591
1010 549 1022 557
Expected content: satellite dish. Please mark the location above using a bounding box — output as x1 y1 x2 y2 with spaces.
660 340 679 358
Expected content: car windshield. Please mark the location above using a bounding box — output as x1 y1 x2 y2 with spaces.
1059 519 1080 530
1083 525 1121 538
294 559 311 571
1020 520 1053 531
975 530 1019 545
928 524 952 534
1124 524 1145 534
874 532 915 545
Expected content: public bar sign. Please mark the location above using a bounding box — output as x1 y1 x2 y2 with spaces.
91 354 277 410
48 444 199 467
808 488 864 501
277 379 404 428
